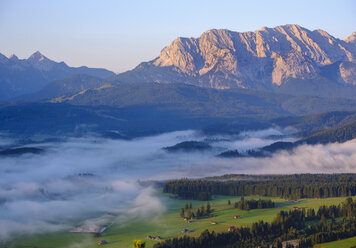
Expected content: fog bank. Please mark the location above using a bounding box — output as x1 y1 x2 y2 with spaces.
0 129 355 240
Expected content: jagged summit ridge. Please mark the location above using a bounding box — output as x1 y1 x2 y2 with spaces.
115 24 356 93
28 51 50 63
28 51 45 60
155 24 354 73
0 51 115 100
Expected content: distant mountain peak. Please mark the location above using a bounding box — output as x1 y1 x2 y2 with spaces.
28 51 48 62
25 51 58 72
9 54 19 60
0 51 115 100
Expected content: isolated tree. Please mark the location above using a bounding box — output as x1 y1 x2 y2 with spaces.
180 208 185 218
132 240 145 248
200 205 205 216
243 201 249 210
207 202 211 214
187 209 192 219
197 208 201 217
228 199 231 205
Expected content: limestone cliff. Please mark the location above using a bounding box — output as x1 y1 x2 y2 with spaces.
113 25 356 97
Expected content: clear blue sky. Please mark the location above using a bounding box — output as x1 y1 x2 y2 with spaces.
0 0 355 73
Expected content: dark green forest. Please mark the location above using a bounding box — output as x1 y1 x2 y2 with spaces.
164 174 356 200
234 197 275 210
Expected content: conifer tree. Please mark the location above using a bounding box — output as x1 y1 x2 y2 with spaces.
180 208 185 218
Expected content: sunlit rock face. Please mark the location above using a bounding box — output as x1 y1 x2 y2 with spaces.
345 32 356 45
339 61 356 85
115 25 356 96
272 50 319 85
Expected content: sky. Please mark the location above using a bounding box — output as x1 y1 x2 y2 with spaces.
0 0 355 73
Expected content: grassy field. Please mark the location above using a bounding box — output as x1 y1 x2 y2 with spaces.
315 236 356 248
4 193 355 248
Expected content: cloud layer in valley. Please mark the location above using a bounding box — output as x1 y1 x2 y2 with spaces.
0 129 355 241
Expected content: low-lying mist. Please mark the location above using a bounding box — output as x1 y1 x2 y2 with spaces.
0 128 355 240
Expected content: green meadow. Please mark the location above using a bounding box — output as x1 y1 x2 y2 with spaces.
4 193 355 248
315 236 356 248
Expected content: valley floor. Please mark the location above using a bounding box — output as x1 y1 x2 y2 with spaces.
4 193 356 248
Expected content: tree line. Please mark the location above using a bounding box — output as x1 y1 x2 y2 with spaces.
164 174 356 200
234 197 274 210
180 202 213 219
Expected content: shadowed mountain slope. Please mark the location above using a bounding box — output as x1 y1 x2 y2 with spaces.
20 74 108 100
57 82 356 117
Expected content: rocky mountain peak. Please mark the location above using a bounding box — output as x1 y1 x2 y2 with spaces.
150 25 355 83
114 25 356 97
26 51 58 71
346 32 356 44
28 51 48 62
154 36 201 75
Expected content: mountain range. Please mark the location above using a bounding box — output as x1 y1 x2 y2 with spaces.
0 51 114 100
112 24 356 98
1 24 356 141
3 25 355 101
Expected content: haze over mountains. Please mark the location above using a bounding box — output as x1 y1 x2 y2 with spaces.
22 74 109 100
0 51 114 100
